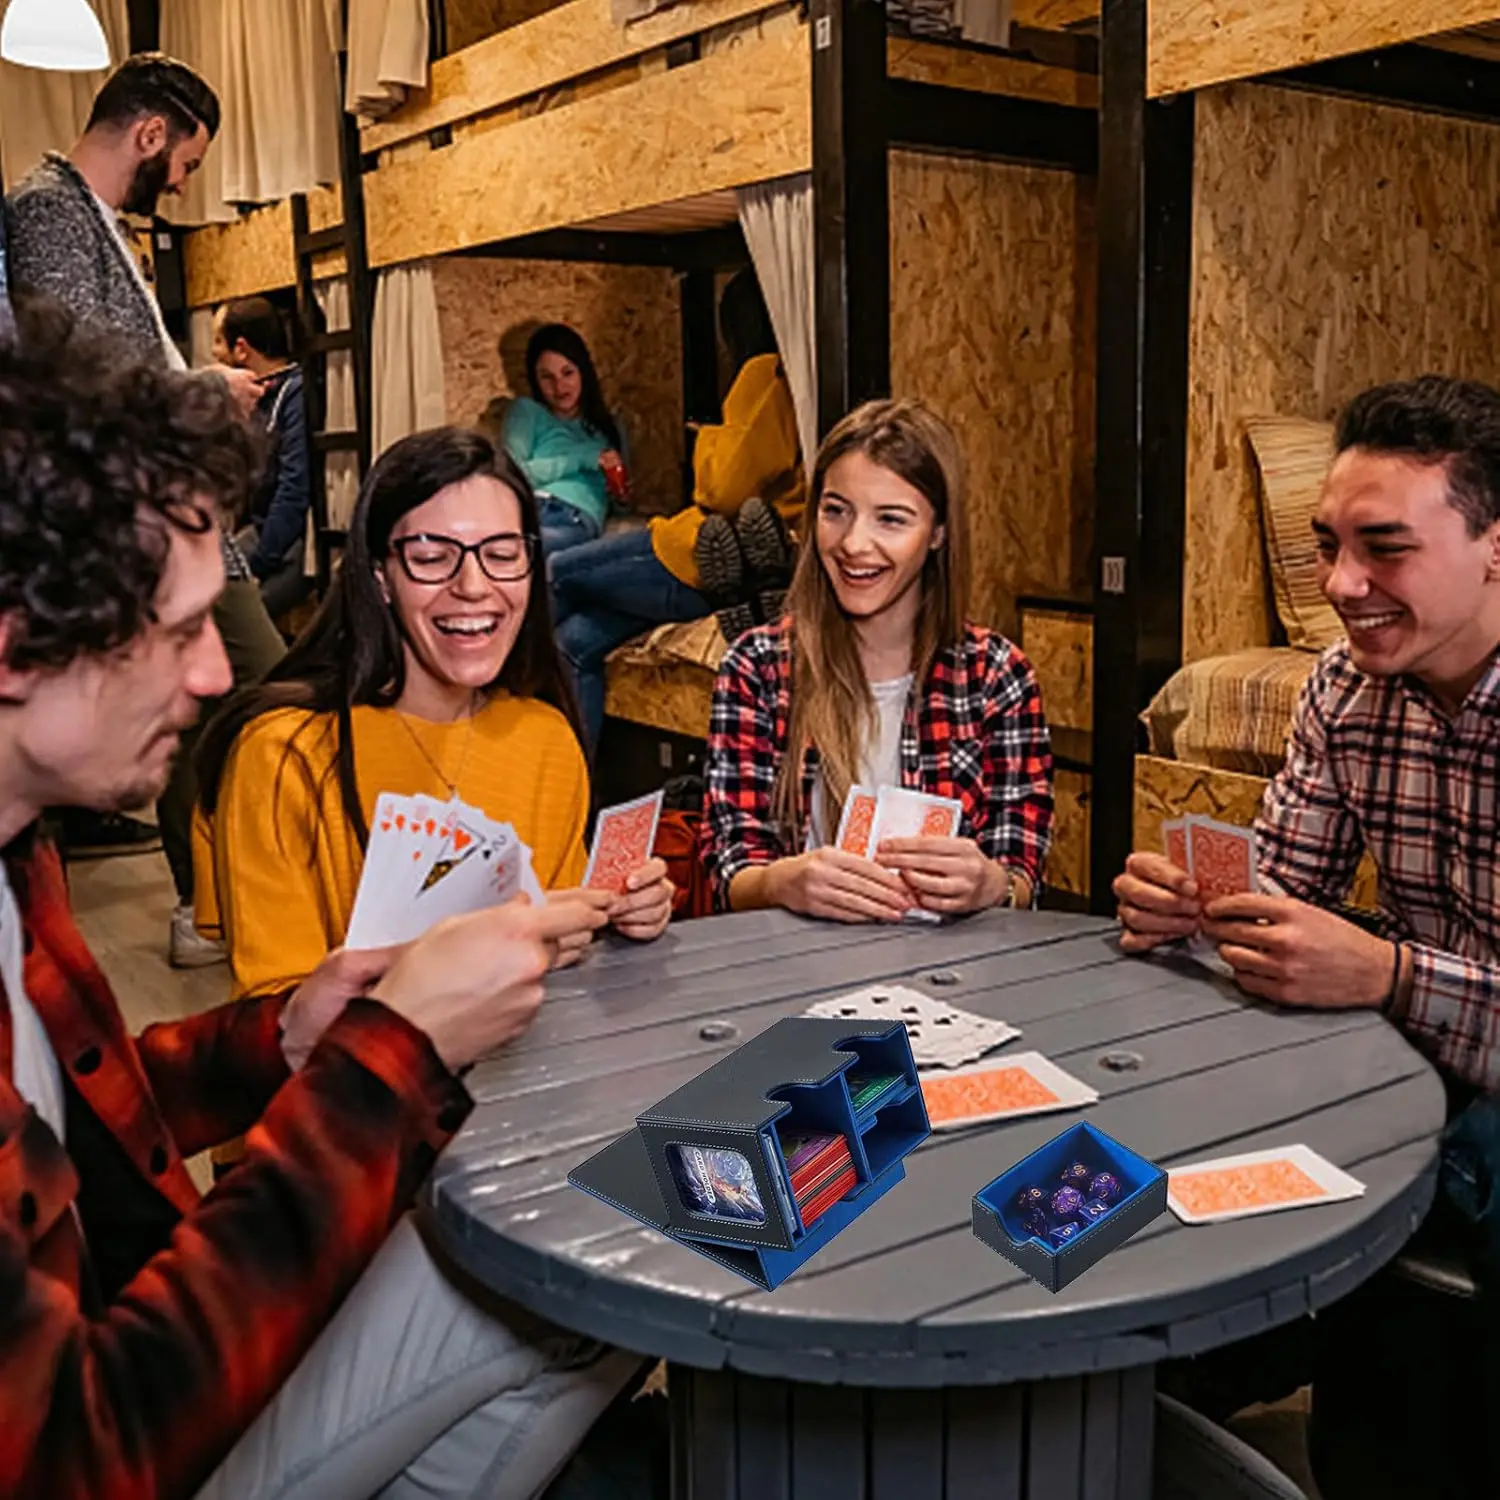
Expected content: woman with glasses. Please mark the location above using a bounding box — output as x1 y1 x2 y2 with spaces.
193 426 674 1004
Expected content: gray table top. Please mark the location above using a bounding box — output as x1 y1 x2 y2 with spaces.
425 909 1445 1388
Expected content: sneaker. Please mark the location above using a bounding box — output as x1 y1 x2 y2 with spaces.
54 808 161 860
734 496 794 588
170 903 227 969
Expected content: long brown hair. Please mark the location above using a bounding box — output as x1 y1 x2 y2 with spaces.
770 399 971 835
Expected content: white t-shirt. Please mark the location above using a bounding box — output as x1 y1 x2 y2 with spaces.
808 674 914 848
0 864 66 1143
90 188 186 372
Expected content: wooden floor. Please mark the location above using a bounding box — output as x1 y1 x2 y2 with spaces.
66 847 1323 1495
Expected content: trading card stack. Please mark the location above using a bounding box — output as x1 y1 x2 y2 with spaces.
779 1129 857 1229
847 1070 904 1115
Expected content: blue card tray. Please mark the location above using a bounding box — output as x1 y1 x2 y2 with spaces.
972 1121 1167 1293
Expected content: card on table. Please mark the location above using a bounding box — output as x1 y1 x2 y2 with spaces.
919 1051 1099 1131
834 784 878 857
585 789 665 895
1166 1144 1366 1225
804 983 1020 1069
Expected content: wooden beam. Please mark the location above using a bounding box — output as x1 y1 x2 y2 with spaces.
1012 0 1099 29
183 203 297 308
885 77 1098 169
1090 0 1194 910
363 23 810 267
812 0 890 435
360 0 790 153
886 36 1099 107
1271 41 1500 123
1148 0 1500 99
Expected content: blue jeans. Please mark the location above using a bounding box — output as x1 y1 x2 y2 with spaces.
551 528 711 751
538 496 603 559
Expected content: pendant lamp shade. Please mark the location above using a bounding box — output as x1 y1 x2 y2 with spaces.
0 0 110 72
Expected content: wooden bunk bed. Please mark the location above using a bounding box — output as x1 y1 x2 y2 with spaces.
1087 0 1500 910
343 0 1104 898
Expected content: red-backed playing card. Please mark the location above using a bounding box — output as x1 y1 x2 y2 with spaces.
585 789 664 894
1186 816 1257 902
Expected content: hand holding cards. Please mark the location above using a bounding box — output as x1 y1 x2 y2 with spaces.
1159 814 1260 974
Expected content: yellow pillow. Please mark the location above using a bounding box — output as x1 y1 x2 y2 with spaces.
1244 416 1345 652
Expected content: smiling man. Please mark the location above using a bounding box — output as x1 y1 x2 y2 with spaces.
1115 375 1500 1095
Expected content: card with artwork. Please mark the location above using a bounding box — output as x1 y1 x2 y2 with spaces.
1167 1144 1365 1225
1185 815 1257 903
920 1051 1098 1131
834 785 877 857
585 789 665 895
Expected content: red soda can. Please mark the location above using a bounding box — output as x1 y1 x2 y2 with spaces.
601 451 629 502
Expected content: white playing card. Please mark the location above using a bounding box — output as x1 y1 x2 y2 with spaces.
804 983 1020 1070
1166 1144 1366 1225
921 1051 1099 1131
585 789 664 894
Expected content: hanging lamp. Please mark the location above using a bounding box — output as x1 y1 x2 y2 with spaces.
0 0 110 72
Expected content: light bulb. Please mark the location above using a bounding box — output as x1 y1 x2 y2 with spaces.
0 0 111 72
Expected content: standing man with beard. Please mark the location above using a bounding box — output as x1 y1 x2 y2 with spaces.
5 54 286 965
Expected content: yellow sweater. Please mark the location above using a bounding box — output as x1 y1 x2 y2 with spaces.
194 695 589 1001
650 352 806 588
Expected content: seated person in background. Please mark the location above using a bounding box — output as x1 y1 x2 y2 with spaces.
213 294 313 621
194 425 674 1003
502 323 627 557
1115 374 1500 1096
703 399 1054 922
0 310 640 1500
551 268 804 752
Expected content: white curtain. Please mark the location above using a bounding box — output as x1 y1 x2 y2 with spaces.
736 174 817 468
346 0 428 123
159 0 342 225
0 0 130 187
371 262 444 460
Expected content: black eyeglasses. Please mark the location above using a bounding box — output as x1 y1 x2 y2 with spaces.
389 532 536 585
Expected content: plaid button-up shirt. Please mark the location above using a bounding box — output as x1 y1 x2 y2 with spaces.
1258 642 1500 1092
0 837 471 1499
703 619 1054 909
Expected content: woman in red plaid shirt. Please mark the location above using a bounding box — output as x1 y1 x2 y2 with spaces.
703 399 1054 919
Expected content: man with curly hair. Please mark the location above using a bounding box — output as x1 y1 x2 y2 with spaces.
0 308 643 1499
4 53 286 968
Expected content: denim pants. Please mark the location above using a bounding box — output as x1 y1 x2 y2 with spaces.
193 1217 642 1500
538 497 602 559
550 528 711 750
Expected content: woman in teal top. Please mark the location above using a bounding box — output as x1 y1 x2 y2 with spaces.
502 324 627 556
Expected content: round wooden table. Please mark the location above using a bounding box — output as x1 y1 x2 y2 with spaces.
423 909 1445 1500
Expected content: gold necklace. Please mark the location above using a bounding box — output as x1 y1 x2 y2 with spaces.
393 695 479 801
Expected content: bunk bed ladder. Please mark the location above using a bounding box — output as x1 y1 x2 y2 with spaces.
291 33 375 596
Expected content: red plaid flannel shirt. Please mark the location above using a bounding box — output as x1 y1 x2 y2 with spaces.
1258 643 1500 1092
703 619 1054 908
0 838 471 1500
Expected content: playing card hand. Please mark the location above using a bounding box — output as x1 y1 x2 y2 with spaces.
371 897 607 1072
875 835 1003 914
605 856 674 943
772 846 913 924
1199 893 1399 1010
282 943 406 1071
1114 851 1202 952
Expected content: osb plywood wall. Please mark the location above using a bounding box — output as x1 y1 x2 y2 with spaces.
890 150 1096 639
445 0 570 52
1185 83 1500 662
430 256 684 513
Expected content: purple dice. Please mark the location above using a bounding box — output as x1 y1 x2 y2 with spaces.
1020 1206 1049 1237
1049 1222 1080 1247
1058 1162 1093 1191
1089 1172 1123 1204
1050 1186 1085 1220
1079 1197 1111 1222
1015 1185 1048 1215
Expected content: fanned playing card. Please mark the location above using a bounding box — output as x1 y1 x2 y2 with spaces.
343 792 541 950
804 983 1019 1069
1167 1144 1365 1225
868 786 962 845
584 788 665 895
1185 815 1258 902
1161 817 1188 872
920 1051 1098 1131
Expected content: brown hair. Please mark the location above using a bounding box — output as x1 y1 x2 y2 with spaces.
770 398 970 835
